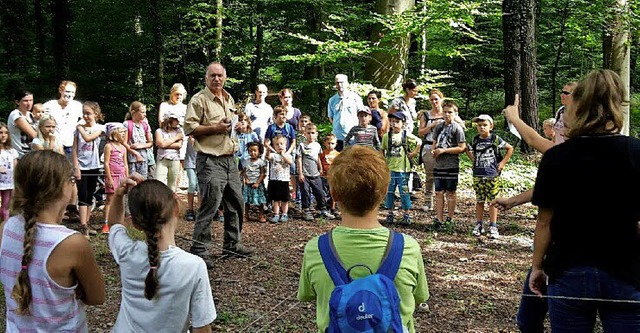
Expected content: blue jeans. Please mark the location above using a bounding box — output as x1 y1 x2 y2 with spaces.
548 266 640 332
385 171 411 210
516 268 548 333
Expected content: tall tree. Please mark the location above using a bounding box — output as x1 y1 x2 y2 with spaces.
502 0 520 107
519 0 539 142
149 0 165 102
52 0 72 81
610 0 631 135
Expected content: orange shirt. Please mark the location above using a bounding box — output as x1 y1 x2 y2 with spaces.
319 149 340 177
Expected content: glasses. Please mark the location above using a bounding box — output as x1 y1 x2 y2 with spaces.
561 90 572 95
69 175 76 184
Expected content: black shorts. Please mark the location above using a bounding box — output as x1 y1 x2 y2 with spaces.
268 180 291 202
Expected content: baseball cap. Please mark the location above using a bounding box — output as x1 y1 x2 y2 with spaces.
357 106 372 115
388 112 406 122
106 122 125 136
472 114 493 125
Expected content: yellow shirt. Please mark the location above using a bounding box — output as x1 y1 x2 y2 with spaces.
184 88 238 156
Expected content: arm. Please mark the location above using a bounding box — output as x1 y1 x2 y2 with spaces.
155 130 183 149
497 143 515 172
282 153 293 166
76 125 102 142
190 120 231 137
286 138 296 155
108 174 144 227
503 95 553 153
255 165 267 188
72 133 81 180
14 117 37 139
70 235 106 305
433 142 466 158
103 144 114 188
490 188 534 211
157 103 165 125
465 147 475 161
297 155 305 182
380 111 389 138
529 207 552 296
343 129 354 147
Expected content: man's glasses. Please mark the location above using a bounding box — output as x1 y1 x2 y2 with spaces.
561 90 572 95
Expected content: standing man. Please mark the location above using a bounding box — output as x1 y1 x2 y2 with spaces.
327 74 364 151
44 80 83 161
184 62 254 269
553 81 577 144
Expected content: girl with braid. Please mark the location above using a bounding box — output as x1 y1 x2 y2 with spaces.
108 175 216 332
0 150 105 332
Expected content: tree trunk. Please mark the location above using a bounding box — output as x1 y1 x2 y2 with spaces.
52 0 72 81
303 2 324 118
213 0 223 61
149 0 164 102
249 2 264 91
502 0 520 107
610 0 630 135
519 0 539 150
364 0 415 89
34 0 47 83
134 15 144 100
419 0 427 77
550 2 570 112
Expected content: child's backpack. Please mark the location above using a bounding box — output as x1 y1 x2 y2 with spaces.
125 119 150 144
385 130 418 169
470 132 503 163
266 122 295 147
318 230 405 333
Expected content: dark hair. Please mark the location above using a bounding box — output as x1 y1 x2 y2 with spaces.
246 141 263 155
128 180 181 300
367 90 382 99
14 89 33 102
273 105 286 116
402 79 418 91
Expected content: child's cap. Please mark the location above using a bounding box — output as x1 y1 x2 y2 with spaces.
106 122 125 137
388 111 406 122
165 111 180 120
357 106 372 115
472 114 493 125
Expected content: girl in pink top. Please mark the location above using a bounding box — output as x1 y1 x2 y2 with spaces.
103 123 129 234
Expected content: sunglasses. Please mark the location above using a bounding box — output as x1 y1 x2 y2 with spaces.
561 90 572 95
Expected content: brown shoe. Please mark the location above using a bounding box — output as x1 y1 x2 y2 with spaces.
223 244 254 257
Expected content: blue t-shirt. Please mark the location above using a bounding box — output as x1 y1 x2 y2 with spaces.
264 122 296 150
469 134 508 177
235 131 259 161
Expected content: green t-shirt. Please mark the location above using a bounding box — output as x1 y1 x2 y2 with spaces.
297 226 430 332
382 131 421 172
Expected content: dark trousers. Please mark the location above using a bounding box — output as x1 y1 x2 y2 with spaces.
77 168 100 207
516 267 548 333
190 154 244 255
300 175 326 211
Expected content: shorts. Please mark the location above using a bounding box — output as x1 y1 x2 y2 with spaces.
434 167 459 192
267 180 291 202
472 176 500 202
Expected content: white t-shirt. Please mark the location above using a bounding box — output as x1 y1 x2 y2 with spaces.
0 148 18 190
268 152 291 181
244 102 273 141
75 124 106 170
108 224 216 332
44 99 83 147
7 109 35 157
158 102 187 125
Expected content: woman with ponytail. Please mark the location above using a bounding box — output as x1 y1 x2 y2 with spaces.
108 175 216 332
0 150 105 331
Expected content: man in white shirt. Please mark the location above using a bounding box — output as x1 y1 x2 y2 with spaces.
43 80 83 161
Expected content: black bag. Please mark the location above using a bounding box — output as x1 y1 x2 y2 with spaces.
411 171 422 190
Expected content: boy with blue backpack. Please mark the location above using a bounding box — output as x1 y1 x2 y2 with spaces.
297 145 429 333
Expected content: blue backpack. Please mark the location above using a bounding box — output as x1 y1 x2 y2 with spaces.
318 230 405 333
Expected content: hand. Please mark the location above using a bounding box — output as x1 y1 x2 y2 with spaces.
218 118 232 134
115 173 145 196
408 151 417 159
432 148 445 157
0 166 6 174
490 197 514 211
298 174 305 183
74 168 81 181
130 143 138 150
529 267 547 297
105 177 113 189
134 151 143 162
251 183 259 189
502 94 521 123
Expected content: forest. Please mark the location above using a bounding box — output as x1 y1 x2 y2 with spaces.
0 0 639 134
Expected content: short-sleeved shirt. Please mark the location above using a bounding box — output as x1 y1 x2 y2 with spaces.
469 134 508 177
124 120 152 163
235 131 259 161
184 88 238 156
285 107 302 130
159 102 187 125
344 125 380 150
108 224 216 332
390 97 418 134
381 131 421 173
44 99 83 147
155 128 183 161
244 101 273 141
433 121 466 169
264 122 296 151
242 157 266 184
297 226 429 333
75 124 106 170
327 91 364 140
268 152 291 181
297 141 322 177
7 109 35 157
553 106 567 144
319 149 340 177
370 108 384 131
0 148 18 190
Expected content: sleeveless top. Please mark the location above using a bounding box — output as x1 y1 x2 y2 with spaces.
0 215 87 332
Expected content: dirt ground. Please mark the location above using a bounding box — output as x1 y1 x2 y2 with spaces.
1 189 542 332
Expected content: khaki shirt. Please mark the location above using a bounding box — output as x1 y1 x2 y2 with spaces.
184 88 238 156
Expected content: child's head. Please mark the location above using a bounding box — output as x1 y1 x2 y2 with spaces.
160 112 180 132
38 114 57 138
127 179 182 300
82 101 104 124
471 114 494 136
367 90 381 109
299 114 311 131
107 122 126 142
304 123 319 142
357 107 372 126
127 101 147 122
32 103 44 121
236 111 252 133
273 106 286 124
0 122 10 149
328 145 390 217
542 118 556 139
388 112 406 133
324 133 337 151
272 134 287 153
11 150 76 314
247 141 263 159
442 101 458 123
169 83 187 105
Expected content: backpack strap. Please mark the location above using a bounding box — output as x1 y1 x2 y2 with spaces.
376 231 404 280
318 231 350 286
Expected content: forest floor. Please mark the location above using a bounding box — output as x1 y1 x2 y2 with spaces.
1 168 548 333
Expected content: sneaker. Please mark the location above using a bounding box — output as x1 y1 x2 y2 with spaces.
185 210 196 222
385 213 395 224
224 244 255 257
303 210 314 221
270 215 280 224
331 209 341 217
421 204 431 212
444 217 454 226
432 218 443 229
320 210 335 219
400 213 412 225
488 225 500 239
101 223 110 234
472 222 483 237
280 214 289 222
86 227 97 235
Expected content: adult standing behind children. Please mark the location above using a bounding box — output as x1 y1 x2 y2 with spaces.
343 106 381 150
552 81 577 144
297 145 429 333
44 80 83 161
184 62 254 268
280 88 301 131
244 84 273 141
327 74 364 151
8 90 37 159
366 90 389 139
388 79 419 134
